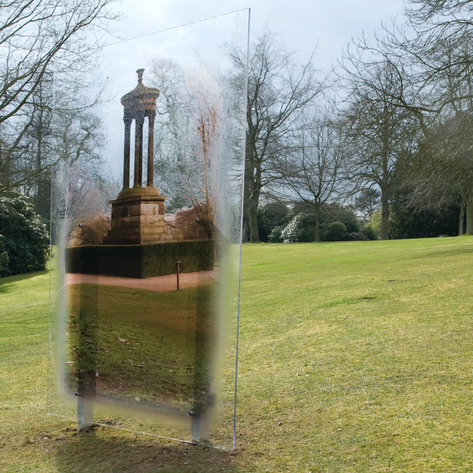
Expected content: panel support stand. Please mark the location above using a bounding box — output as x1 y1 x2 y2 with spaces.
77 396 94 431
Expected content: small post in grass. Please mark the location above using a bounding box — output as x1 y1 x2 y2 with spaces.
190 411 209 443
77 396 94 431
176 260 181 290
76 275 97 432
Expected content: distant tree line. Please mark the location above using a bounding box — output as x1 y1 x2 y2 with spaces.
255 195 460 243
236 0 473 242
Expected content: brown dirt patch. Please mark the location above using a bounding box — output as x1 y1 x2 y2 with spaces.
65 269 218 292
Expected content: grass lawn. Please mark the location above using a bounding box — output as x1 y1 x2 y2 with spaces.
1 236 473 472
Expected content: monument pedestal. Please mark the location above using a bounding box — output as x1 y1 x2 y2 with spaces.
104 186 171 244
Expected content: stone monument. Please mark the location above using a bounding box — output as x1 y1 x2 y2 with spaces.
67 69 215 279
105 68 170 244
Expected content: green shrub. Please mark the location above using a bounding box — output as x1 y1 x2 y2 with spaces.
0 235 8 272
0 193 49 276
368 210 382 237
319 202 359 233
324 221 348 241
257 202 291 242
361 223 379 240
267 225 284 243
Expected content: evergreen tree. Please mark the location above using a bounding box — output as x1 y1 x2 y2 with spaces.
0 193 49 276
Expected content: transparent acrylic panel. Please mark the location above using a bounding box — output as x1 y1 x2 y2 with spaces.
48 9 249 449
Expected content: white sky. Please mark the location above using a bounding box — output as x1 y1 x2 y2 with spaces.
115 0 407 74
99 0 408 176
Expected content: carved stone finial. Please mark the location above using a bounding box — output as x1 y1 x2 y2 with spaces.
137 68 145 84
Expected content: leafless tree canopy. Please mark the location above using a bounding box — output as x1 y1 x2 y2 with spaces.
0 0 117 215
278 115 344 241
0 0 116 123
229 30 324 242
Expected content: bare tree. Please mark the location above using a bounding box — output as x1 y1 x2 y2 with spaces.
402 112 473 234
148 58 189 210
55 161 104 244
337 49 417 239
186 69 223 239
149 60 228 238
0 0 116 204
0 76 107 224
279 114 344 242
375 0 473 231
229 30 324 242
0 0 116 124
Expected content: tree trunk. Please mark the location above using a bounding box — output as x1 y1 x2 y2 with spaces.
245 150 261 242
381 191 390 240
241 218 248 243
459 203 465 236
466 194 473 234
248 196 259 243
314 201 321 242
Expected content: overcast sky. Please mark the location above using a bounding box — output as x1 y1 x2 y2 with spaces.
115 0 408 74
99 0 408 175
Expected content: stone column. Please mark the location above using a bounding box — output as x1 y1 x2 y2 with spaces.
147 111 156 187
134 114 144 187
123 118 132 189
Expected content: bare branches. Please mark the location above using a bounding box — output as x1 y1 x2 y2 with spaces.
378 0 473 123
0 0 116 204
406 0 473 24
230 29 324 241
337 41 420 239
0 0 117 123
362 0 473 234
277 115 343 241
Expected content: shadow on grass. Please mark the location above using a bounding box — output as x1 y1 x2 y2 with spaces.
54 429 240 473
0 269 49 291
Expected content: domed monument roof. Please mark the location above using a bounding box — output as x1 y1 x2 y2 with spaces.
121 68 160 112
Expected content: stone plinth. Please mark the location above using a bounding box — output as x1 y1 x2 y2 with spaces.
104 187 171 244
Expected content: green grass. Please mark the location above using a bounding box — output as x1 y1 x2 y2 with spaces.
2 237 473 471
238 237 473 472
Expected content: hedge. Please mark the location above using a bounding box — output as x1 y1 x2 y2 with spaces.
66 240 215 279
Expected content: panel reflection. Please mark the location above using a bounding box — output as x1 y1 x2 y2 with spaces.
51 11 248 447
64 270 218 417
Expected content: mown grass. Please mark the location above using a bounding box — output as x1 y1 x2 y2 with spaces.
237 237 473 472
2 236 473 472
